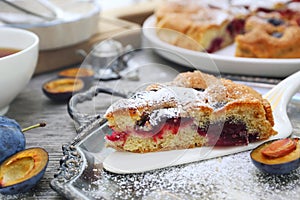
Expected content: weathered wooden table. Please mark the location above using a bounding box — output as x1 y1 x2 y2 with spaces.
3 70 76 200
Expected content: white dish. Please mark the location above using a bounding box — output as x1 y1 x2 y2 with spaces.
0 27 39 115
142 15 300 78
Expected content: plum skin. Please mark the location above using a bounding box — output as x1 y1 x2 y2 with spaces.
251 157 300 175
250 138 300 175
0 167 47 195
42 78 85 102
58 67 94 89
0 117 25 164
0 116 21 129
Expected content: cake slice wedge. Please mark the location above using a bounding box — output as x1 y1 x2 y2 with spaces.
104 71 277 153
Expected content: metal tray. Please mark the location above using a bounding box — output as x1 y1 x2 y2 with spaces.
50 77 300 200
50 31 300 199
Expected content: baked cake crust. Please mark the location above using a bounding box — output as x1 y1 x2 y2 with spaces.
155 1 244 52
155 1 248 53
154 0 300 58
104 71 277 153
235 11 300 58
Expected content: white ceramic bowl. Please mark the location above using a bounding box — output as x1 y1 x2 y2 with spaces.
0 27 39 115
0 0 100 50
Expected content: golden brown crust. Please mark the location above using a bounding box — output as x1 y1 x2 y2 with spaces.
244 14 285 33
262 99 275 126
172 70 211 89
155 1 199 22
235 10 300 58
235 23 300 58
155 1 234 52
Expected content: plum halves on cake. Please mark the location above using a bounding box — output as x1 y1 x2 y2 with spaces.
104 71 277 153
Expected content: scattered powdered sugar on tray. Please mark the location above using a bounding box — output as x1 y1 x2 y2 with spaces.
83 151 300 200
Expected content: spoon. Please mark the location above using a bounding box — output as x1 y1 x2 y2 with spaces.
103 71 300 174
1 0 57 21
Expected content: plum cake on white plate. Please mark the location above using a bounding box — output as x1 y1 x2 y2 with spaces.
155 0 300 58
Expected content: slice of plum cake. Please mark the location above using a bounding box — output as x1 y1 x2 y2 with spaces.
104 71 277 153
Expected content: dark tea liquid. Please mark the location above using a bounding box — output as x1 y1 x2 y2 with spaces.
0 48 20 58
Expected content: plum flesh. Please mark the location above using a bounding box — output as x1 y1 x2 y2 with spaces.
251 138 300 175
0 147 48 195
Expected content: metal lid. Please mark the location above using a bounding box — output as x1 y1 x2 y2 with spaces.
92 40 124 58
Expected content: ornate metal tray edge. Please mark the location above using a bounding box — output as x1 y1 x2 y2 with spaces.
50 116 106 199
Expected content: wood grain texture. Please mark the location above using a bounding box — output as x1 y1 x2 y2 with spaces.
3 71 73 199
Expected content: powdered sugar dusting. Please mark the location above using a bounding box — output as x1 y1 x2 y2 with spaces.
105 86 210 117
191 8 231 25
148 108 180 127
84 151 300 199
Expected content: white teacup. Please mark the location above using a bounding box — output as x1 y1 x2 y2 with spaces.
0 27 39 115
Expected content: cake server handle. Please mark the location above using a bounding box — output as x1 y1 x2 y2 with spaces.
263 70 300 137
68 85 127 134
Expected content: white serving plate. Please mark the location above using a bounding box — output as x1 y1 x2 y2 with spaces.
142 15 300 78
